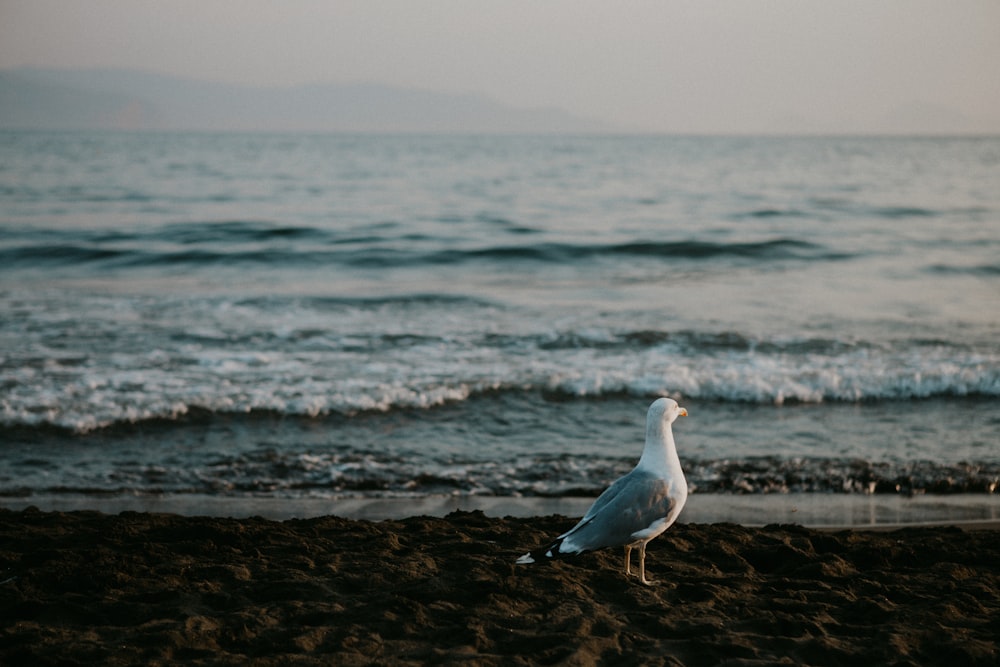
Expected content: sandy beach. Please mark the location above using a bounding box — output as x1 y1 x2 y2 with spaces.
2 508 998 666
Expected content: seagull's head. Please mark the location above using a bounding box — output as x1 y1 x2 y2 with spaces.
649 397 688 424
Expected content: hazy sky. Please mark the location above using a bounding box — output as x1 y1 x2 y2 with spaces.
1 0 998 133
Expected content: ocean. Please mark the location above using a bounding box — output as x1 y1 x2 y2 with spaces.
2 131 999 524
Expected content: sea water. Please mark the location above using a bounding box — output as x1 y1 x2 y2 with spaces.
1 132 998 519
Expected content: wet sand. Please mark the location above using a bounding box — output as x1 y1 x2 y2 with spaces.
5 491 1000 526
2 508 999 666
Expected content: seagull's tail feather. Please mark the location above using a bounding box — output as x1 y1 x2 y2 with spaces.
516 535 584 564
516 536 566 564
517 518 596 564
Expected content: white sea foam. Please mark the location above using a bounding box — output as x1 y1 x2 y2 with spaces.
3 331 997 432
1 136 997 428
3 133 1000 511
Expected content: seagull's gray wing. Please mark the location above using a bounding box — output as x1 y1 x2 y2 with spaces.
578 472 637 523
558 470 677 554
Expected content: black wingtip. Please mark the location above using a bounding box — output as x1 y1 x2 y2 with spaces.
516 536 573 565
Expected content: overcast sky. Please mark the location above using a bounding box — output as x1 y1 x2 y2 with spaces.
1 0 998 134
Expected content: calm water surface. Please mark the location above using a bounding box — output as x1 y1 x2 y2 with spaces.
2 132 998 510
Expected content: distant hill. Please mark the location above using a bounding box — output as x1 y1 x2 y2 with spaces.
0 68 615 133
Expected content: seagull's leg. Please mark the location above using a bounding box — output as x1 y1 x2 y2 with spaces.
638 541 657 586
624 545 633 576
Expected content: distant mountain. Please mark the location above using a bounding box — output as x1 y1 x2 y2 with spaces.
0 68 615 133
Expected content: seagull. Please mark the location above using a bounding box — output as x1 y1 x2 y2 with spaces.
516 397 689 585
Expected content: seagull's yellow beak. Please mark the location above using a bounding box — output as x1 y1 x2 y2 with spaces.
678 407 688 417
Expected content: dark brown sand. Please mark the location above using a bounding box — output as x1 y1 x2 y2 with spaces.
2 508 999 666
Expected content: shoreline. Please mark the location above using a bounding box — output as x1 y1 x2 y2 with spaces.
4 491 1000 528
